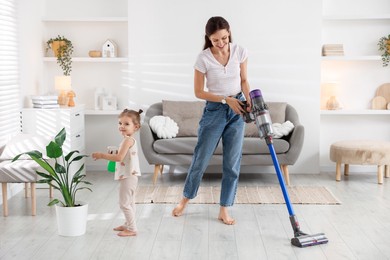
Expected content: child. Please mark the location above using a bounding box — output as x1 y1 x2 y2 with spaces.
92 109 143 237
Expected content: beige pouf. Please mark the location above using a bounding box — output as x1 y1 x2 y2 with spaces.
330 140 390 184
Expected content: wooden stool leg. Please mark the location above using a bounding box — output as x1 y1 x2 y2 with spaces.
377 165 384 184
344 164 349 176
2 183 8 217
31 183 36 216
25 183 29 198
336 162 341 181
281 165 290 185
385 165 389 178
153 164 163 185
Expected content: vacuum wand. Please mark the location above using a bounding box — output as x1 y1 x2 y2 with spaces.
245 89 329 248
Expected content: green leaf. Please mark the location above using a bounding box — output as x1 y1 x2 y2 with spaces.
55 162 66 174
48 199 60 206
46 141 63 158
55 128 66 147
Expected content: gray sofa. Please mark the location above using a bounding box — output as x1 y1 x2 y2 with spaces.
140 100 304 185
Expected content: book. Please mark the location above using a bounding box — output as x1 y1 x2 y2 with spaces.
32 100 59 105
33 104 60 109
31 95 58 101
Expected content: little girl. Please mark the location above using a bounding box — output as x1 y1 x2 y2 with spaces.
92 109 143 237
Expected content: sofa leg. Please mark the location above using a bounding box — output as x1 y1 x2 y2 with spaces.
281 165 290 185
153 164 163 185
2 183 8 217
31 183 36 216
385 165 389 178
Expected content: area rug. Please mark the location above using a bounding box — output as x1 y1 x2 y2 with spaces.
135 185 341 205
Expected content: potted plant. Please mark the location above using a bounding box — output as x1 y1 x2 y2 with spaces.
46 35 74 76
12 128 91 236
378 34 390 67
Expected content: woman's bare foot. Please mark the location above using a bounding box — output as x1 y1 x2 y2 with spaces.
113 225 126 231
117 229 137 237
218 206 236 225
172 197 190 217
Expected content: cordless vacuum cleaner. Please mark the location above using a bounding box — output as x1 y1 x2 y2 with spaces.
242 89 329 248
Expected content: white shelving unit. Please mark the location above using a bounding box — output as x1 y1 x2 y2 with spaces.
42 13 129 111
320 1 390 170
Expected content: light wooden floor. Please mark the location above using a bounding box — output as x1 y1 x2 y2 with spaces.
1 170 390 260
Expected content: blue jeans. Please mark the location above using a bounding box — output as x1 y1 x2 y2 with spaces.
183 94 245 207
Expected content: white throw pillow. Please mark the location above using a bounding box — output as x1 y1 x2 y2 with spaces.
149 116 179 139
272 121 295 139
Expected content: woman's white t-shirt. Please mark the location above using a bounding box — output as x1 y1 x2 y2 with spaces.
114 137 141 180
194 43 248 96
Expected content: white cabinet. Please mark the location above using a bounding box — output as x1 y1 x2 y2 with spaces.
21 105 86 172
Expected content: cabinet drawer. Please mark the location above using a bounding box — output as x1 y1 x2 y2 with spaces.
69 130 85 151
70 109 85 133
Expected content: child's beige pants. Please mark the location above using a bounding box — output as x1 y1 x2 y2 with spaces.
119 174 138 232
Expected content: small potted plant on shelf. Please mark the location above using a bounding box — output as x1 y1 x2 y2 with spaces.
46 35 74 76
378 34 390 67
12 128 92 236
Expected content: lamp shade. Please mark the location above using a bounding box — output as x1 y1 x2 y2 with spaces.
55 76 72 91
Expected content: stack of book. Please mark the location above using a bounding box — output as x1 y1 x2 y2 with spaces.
322 44 344 56
31 95 60 109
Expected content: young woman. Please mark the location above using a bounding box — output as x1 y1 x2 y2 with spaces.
172 16 251 225
92 109 143 236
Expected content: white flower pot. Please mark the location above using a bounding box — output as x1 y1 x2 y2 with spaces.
55 202 88 236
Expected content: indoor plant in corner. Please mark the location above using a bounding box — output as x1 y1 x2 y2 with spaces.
46 35 74 76
378 34 390 67
12 128 91 236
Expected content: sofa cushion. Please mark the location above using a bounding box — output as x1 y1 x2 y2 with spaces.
162 100 205 137
244 102 287 137
149 115 179 139
153 137 290 155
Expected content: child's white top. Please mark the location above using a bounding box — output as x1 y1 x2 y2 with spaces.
194 43 248 97
114 137 141 180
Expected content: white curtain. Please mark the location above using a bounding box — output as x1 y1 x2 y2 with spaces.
0 0 20 146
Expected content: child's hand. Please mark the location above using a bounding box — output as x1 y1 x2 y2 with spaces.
91 152 102 160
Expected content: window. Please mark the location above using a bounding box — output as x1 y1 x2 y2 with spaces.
0 0 20 145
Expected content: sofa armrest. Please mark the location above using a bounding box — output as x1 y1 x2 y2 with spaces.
140 122 158 164
283 104 304 164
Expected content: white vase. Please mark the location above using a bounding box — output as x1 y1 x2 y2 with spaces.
55 202 88 236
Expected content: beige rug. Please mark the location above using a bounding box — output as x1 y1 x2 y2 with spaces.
135 185 341 205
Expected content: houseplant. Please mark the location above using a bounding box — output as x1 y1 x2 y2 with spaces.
12 128 91 236
46 35 74 76
378 34 390 67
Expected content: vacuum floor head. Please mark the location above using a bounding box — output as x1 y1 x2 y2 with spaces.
291 233 329 248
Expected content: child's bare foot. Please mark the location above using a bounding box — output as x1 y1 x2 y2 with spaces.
172 197 190 217
113 225 126 231
117 229 137 237
218 206 236 225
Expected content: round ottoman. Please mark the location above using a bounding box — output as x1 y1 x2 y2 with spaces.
330 140 390 184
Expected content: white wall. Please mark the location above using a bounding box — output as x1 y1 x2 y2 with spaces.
127 0 322 174
16 0 324 175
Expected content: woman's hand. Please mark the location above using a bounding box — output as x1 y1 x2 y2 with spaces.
226 97 245 115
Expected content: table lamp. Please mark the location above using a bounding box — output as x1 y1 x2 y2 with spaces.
55 76 72 106
324 82 341 110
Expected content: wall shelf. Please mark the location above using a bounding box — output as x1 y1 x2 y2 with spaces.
42 17 128 22
321 56 381 61
323 14 390 20
43 57 128 62
320 110 390 115
85 109 123 115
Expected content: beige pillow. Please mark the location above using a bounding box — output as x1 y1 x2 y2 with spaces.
244 102 287 137
162 100 205 137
